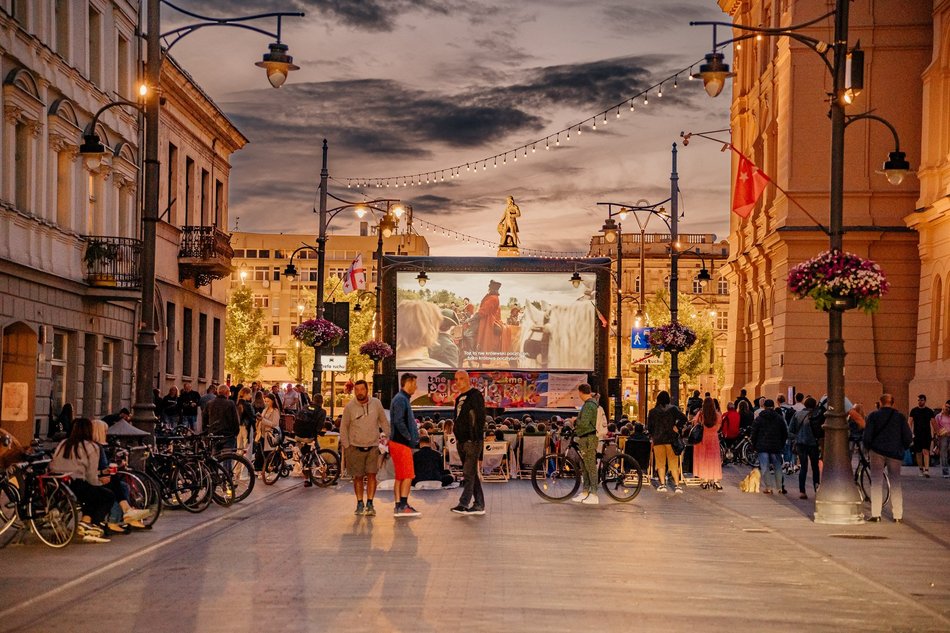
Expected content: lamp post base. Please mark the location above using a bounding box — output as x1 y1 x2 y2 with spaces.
814 498 864 525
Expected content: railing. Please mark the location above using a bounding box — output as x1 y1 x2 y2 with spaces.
82 236 143 289
178 225 234 260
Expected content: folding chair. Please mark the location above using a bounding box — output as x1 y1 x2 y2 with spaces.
481 440 509 481
501 431 520 478
444 434 463 476
428 432 444 455
518 432 549 478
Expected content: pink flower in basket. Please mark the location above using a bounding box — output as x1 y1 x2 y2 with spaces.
292 318 345 348
647 322 698 353
787 249 889 313
359 340 393 362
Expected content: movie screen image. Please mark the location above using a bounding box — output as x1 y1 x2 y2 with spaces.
395 271 596 371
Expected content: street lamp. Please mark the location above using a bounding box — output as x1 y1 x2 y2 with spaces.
692 2 911 524
676 248 712 291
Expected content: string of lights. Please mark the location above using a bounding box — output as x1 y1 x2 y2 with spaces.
338 56 708 190
414 218 591 259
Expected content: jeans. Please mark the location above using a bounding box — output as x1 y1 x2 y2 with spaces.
181 415 197 432
457 440 484 509
783 440 795 468
577 434 599 494
758 452 784 491
869 450 903 520
797 444 820 493
939 436 950 475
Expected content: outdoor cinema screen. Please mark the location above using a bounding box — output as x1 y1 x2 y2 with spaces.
395 271 596 371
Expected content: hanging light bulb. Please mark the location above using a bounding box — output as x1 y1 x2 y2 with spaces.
592 119 596 131
466 163 470 171
673 75 678 88
578 125 582 135
658 84 663 97
688 66 695 79
616 108 621 119
603 113 607 125
546 138 550 150
629 100 635 112
524 147 528 157
644 92 649 105
556 134 560 146
532 144 536 153
736 43 742 51
482 162 486 170
513 153 518 162
493 157 497 167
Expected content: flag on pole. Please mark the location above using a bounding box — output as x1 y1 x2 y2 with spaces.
342 253 366 294
731 152 770 218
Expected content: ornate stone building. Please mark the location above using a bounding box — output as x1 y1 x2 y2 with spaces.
719 0 932 411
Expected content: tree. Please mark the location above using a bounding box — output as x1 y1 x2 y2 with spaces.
643 288 722 392
225 285 270 383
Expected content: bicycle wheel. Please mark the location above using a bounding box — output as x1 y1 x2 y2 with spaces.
601 454 644 502
211 460 236 507
174 461 213 513
859 464 872 502
311 449 341 487
129 469 162 527
215 453 255 503
741 442 759 468
0 480 21 538
531 454 581 502
882 471 890 507
261 450 284 486
30 480 79 548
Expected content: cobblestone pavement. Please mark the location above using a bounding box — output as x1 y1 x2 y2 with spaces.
1 465 948 633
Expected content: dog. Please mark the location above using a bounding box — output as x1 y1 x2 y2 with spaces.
739 468 761 493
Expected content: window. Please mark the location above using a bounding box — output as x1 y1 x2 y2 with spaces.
167 143 178 223
117 33 130 98
932 276 943 362
633 275 640 294
86 172 101 234
716 313 728 331
198 313 208 379
56 150 72 228
55 0 70 60
232 249 245 258
184 157 195 226
692 275 705 294
272 267 281 281
273 352 287 367
88 5 102 86
51 331 69 415
214 179 224 227
718 277 729 295
258 250 271 259
244 249 257 258
253 267 269 281
182 308 193 377
272 324 280 336
200 169 210 225
253 296 270 308
165 302 176 374
100 340 114 415
273 250 286 259
12 0 28 27
212 318 221 381
663 275 671 292
14 122 30 213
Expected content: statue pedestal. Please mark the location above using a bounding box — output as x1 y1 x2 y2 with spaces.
497 246 520 257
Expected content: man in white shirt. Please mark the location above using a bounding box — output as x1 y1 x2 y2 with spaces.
340 380 390 516
282 383 301 412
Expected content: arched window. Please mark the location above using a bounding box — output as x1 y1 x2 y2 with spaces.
932 275 943 362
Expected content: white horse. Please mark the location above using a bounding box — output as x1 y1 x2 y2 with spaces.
518 300 594 370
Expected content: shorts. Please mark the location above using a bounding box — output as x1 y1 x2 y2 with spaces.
388 441 415 481
345 445 380 477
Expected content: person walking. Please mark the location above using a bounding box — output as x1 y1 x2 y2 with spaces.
933 400 950 478
751 399 788 494
692 397 723 490
646 391 688 493
789 397 821 499
205 384 240 451
178 382 201 431
389 373 421 517
864 393 912 522
451 370 488 514
340 380 389 515
909 394 935 477
236 387 257 463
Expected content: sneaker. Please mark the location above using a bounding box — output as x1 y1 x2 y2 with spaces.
78 521 104 538
395 505 420 518
799 493 808 500
893 518 903 524
106 523 130 535
363 503 376 517
571 492 588 503
468 506 486 515
355 501 365 516
581 494 600 505
82 532 111 544
656 484 668 492
123 508 151 522
674 486 684 494
865 516 881 522
451 504 469 515
303 480 313 488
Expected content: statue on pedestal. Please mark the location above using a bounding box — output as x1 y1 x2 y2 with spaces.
497 196 521 254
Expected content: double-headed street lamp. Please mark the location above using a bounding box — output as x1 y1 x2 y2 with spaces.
692 2 910 524
78 1 303 434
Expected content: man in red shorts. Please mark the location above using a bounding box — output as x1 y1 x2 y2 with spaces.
389 373 421 517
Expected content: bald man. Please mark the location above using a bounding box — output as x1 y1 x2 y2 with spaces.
863 393 912 523
451 371 486 515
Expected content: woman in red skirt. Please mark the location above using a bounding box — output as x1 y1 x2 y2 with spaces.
693 397 723 490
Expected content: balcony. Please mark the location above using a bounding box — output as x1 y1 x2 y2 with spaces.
178 225 234 287
82 235 143 301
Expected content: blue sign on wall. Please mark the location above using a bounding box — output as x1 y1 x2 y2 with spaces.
630 327 652 349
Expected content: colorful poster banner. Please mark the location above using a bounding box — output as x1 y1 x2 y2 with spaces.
402 371 586 409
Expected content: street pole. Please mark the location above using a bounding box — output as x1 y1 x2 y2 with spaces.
131 0 161 433
638 227 647 418
614 223 623 425
373 211 384 399
313 139 328 401
669 143 680 408
815 0 863 525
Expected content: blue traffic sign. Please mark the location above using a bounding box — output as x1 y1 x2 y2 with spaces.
630 327 652 349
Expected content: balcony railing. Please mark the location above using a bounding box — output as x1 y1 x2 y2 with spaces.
82 235 143 291
178 225 233 287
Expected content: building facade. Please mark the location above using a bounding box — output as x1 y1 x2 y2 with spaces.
229 226 429 392
719 0 931 411
588 232 731 406
906 0 950 401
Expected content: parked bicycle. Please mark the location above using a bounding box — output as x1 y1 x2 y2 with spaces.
721 427 758 467
853 443 890 506
261 435 340 487
530 429 643 502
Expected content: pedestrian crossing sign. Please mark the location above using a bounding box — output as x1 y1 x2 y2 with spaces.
630 327 652 349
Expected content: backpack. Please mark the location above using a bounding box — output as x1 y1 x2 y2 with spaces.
595 406 609 439
809 406 826 440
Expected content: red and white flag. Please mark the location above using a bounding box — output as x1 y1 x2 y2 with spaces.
732 152 770 218
342 253 366 294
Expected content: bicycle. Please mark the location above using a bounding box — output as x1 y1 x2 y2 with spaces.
261 435 341 487
0 443 79 548
854 444 890 506
530 430 643 502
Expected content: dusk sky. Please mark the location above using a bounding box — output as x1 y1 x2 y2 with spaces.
167 1 733 256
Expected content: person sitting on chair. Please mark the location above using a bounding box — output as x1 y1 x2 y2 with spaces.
412 435 455 487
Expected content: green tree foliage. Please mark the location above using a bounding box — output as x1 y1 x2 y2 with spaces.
643 289 722 390
225 285 270 383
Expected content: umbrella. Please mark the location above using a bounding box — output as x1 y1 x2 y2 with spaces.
106 419 149 437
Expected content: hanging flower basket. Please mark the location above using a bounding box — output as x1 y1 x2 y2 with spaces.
647 322 698 353
787 250 889 314
359 340 393 362
292 318 344 348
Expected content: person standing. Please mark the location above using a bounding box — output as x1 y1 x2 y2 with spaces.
934 400 950 478
734 388 753 411
909 394 935 477
294 394 326 488
161 386 180 429
571 384 602 504
864 394 912 522
789 397 820 499
269 384 284 411
686 390 703 417
451 371 487 515
295 384 311 409
389 373 421 517
282 383 301 413
692 397 723 490
178 382 201 432
751 399 788 494
646 391 688 493
340 380 389 515
205 384 240 451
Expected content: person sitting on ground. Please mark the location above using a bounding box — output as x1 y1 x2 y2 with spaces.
412 435 455 488
525 423 538 434
90 419 150 532
50 418 115 543
536 422 547 433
